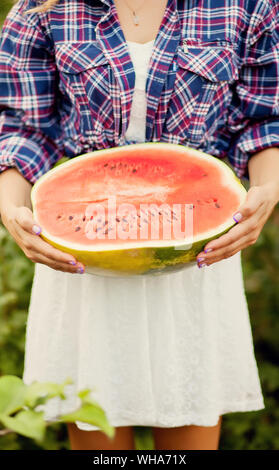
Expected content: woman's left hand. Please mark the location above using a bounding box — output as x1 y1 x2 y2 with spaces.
196 182 279 268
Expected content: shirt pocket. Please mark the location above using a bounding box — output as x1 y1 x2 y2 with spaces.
165 43 239 144
55 42 113 143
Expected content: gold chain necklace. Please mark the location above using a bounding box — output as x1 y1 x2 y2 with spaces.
122 0 146 26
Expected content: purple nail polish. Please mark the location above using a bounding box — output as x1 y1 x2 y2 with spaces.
204 248 212 253
69 260 77 266
197 257 205 262
77 267 84 274
233 212 243 223
32 224 41 235
198 262 207 269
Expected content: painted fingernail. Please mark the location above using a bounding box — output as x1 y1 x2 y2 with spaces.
233 212 243 223
69 260 77 266
77 267 84 274
197 257 205 262
32 224 41 235
198 263 207 269
204 248 213 253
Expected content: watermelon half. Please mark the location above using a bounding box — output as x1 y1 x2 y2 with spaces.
31 143 246 277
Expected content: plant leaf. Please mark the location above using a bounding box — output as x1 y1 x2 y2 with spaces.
24 378 73 408
0 375 26 415
60 403 115 438
0 410 45 441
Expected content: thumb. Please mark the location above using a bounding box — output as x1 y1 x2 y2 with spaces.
232 186 262 223
15 206 42 235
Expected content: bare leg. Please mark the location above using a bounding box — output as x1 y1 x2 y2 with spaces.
67 423 136 450
153 416 222 450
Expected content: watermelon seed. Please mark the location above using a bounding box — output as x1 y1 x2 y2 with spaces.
103 220 108 226
203 173 207 177
57 215 62 219
116 217 121 223
215 203 220 208
132 169 137 173
110 165 116 170
82 216 86 222
104 163 108 167
69 216 73 220
75 226 81 232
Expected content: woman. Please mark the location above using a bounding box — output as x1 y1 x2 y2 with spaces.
0 0 278 450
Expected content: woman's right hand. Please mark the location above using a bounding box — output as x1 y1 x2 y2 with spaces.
1 205 85 274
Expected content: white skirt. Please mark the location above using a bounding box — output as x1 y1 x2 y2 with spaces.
22 251 264 431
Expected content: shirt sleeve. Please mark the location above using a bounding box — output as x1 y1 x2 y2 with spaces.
0 0 64 184
227 0 279 179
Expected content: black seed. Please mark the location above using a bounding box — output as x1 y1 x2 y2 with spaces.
215 203 220 208
75 226 81 232
57 215 62 219
69 215 73 220
104 163 108 167
103 220 108 226
203 173 207 177
116 217 121 223
110 165 116 170
82 216 86 222
132 169 137 173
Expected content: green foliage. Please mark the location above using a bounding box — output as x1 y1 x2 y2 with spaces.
1 0 279 451
0 375 114 442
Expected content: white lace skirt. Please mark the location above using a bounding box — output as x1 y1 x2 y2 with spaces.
23 251 264 431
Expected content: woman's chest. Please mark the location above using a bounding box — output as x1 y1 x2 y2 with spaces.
47 0 246 147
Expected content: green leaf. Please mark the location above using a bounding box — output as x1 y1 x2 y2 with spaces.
24 378 73 408
60 402 115 439
0 410 45 441
0 376 26 415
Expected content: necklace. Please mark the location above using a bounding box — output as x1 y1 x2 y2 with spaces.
122 0 146 26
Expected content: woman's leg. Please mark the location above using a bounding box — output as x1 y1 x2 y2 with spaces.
152 416 222 450
67 423 136 450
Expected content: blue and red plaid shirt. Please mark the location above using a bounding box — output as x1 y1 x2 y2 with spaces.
0 0 279 183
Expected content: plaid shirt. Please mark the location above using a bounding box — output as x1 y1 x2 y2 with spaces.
0 0 279 183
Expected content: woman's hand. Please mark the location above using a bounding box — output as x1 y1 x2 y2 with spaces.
1 205 85 274
196 182 279 268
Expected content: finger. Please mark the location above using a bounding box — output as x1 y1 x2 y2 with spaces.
201 204 267 255
232 186 265 223
14 223 80 267
204 233 258 266
201 219 254 255
26 250 85 274
14 206 42 235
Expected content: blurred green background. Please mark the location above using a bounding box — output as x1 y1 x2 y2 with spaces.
1 1 279 450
